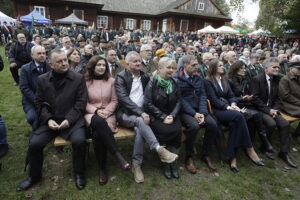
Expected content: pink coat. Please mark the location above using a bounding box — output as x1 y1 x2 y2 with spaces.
85 77 118 132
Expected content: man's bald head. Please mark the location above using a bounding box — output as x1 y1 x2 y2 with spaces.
31 45 46 64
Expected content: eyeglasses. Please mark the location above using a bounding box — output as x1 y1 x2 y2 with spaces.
191 64 198 67
272 66 280 69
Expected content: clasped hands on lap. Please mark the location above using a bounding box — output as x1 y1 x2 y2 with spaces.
194 113 205 125
227 103 247 113
48 119 70 131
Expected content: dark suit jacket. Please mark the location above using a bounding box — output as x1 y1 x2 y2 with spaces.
19 61 52 112
205 78 237 110
249 72 280 114
142 59 157 75
35 70 88 139
111 62 124 78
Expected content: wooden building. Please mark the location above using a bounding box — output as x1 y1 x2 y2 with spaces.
12 0 232 32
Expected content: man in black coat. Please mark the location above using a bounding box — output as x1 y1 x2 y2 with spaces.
8 33 34 85
17 49 88 191
250 57 296 168
19 45 52 130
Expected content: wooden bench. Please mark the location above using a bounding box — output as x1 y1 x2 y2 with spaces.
54 127 187 147
280 112 300 123
54 127 135 146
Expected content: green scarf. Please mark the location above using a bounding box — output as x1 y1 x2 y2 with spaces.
156 74 173 94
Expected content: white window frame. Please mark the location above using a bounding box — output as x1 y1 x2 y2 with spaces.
180 19 189 32
73 9 84 20
162 19 167 33
97 15 108 28
197 2 205 11
143 20 151 31
126 18 135 30
34 6 45 18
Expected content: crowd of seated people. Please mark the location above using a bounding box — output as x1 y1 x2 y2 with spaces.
1 23 299 191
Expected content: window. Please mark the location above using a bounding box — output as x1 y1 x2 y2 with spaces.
97 16 108 28
143 20 151 31
198 2 205 11
73 9 84 20
126 18 135 30
180 19 189 32
162 19 167 32
34 6 45 17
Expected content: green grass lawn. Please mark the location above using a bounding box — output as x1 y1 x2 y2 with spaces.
0 46 300 200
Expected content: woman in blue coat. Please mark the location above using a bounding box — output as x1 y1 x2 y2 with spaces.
205 58 264 172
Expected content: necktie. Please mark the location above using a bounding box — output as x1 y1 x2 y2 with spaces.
37 66 43 74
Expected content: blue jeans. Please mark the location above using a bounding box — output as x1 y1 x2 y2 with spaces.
118 113 160 165
26 108 39 130
0 114 7 144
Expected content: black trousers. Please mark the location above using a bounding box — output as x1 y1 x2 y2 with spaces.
90 115 118 170
243 108 265 143
28 128 86 179
261 112 290 153
181 113 219 157
9 64 22 84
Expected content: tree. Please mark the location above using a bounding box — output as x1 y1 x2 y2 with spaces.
0 0 13 17
212 0 231 16
255 0 299 36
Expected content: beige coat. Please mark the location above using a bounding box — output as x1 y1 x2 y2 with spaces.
279 72 300 117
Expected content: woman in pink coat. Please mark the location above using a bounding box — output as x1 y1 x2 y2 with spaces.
85 56 130 185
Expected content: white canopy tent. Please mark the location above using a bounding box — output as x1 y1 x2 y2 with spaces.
248 29 270 36
216 26 239 34
0 11 16 24
55 13 88 25
198 25 217 34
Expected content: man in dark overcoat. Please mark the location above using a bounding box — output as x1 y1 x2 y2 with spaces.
17 49 88 191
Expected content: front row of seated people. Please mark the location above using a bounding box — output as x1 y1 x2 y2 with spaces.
16 47 299 191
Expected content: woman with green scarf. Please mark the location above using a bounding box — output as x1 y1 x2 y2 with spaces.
144 57 182 179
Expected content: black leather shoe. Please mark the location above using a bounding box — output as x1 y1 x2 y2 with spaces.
251 159 265 166
0 144 8 158
74 174 86 190
229 165 239 173
16 177 41 192
163 163 172 179
99 170 108 185
278 152 297 168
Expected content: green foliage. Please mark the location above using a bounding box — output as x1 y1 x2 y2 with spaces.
256 0 299 36
212 0 231 15
0 0 14 17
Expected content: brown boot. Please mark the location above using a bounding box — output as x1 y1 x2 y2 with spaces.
185 157 197 174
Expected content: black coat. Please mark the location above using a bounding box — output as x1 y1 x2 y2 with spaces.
34 70 88 139
115 69 150 117
228 76 252 108
249 72 280 114
8 41 34 66
144 76 181 121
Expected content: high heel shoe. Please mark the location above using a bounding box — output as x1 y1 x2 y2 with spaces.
228 159 239 173
245 149 265 167
115 152 131 171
